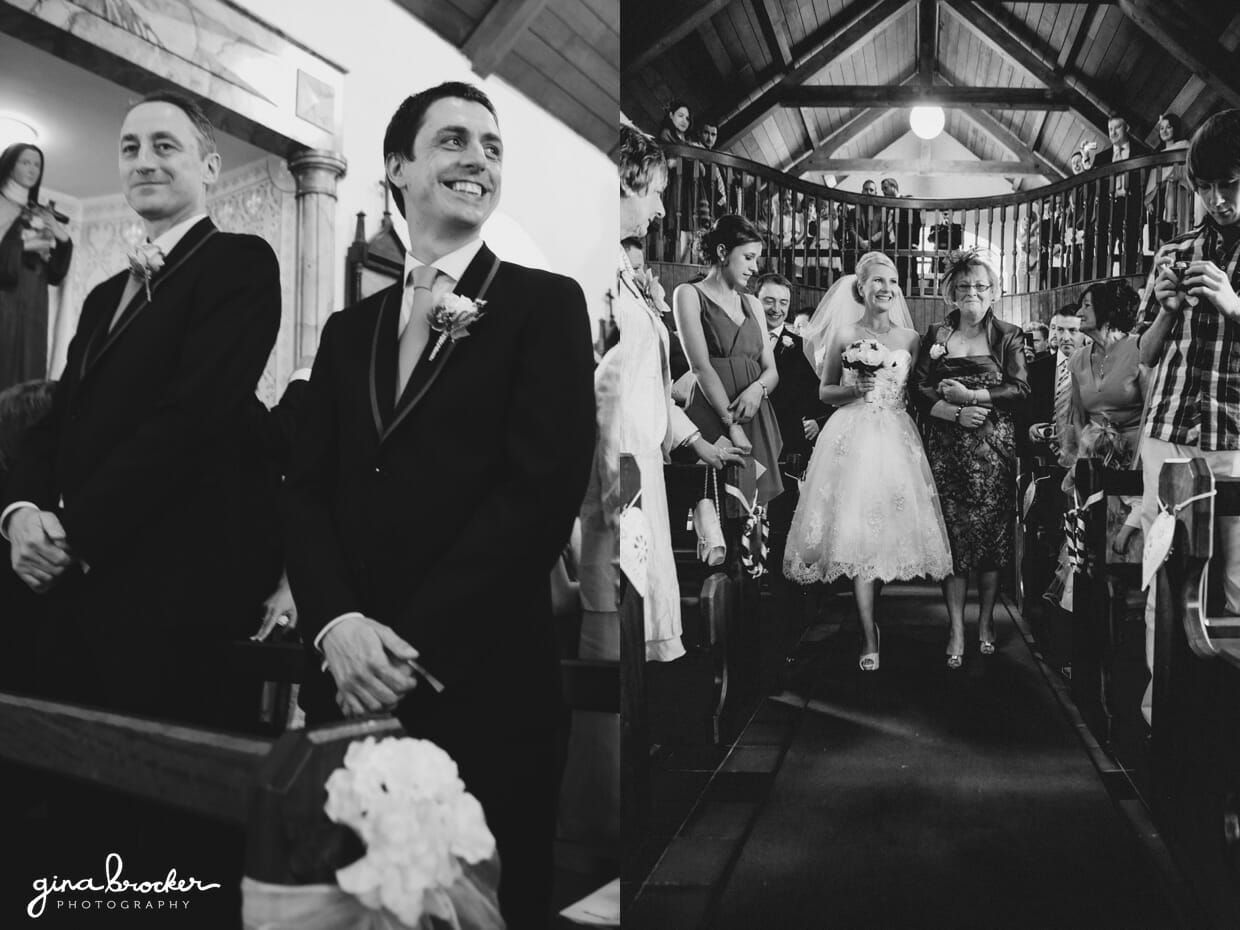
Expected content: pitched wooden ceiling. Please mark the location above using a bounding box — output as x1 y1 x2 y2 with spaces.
393 0 618 154
622 0 1240 188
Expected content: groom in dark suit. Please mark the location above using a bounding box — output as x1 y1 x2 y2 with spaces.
283 83 595 927
4 91 281 726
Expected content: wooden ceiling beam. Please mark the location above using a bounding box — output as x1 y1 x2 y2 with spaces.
803 158 1045 176
942 1 1131 132
718 0 912 149
462 0 550 78
622 0 734 77
753 0 793 69
1057 3 1098 70
778 85 1072 108
917 0 937 85
1117 0 1240 109
1147 12 1240 147
786 71 922 176
955 106 1065 179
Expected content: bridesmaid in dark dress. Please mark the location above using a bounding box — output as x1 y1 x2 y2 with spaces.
912 249 1029 668
0 144 72 391
674 214 784 504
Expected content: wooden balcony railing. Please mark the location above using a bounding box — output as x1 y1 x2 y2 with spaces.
651 143 1194 320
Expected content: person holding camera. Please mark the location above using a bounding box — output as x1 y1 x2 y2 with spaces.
1135 108 1240 723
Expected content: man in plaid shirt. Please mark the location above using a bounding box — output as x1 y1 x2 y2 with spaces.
1136 109 1240 722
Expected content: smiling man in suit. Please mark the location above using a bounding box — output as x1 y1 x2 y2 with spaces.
283 82 595 927
4 91 280 727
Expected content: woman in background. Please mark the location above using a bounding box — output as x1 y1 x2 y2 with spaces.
0 144 72 392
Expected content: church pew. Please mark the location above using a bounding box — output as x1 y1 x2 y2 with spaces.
1069 458 1144 747
618 454 648 897
1150 459 1240 929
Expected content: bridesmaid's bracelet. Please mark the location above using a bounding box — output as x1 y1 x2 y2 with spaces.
953 405 964 422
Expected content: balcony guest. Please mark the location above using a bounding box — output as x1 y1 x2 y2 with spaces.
1091 115 1151 277
1135 108 1240 724
1144 112 1193 247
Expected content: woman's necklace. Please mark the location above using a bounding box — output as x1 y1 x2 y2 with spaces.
860 322 891 338
1092 334 1111 381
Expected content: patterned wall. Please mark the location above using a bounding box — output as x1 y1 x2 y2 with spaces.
52 155 298 404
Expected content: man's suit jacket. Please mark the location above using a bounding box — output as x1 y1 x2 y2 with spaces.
1016 351 1055 458
4 218 281 723
769 328 826 461
1092 138 1151 169
284 243 595 727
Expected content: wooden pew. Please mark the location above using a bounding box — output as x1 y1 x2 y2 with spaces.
1069 458 1143 746
1150 459 1240 929
618 454 647 897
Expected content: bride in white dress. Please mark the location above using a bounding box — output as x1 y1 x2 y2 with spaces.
783 252 953 671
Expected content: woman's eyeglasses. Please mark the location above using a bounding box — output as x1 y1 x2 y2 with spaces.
954 283 992 294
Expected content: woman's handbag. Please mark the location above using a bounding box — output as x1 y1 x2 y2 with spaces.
693 467 726 566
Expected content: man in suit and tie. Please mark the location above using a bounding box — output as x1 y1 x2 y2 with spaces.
283 82 595 928
1091 116 1151 277
2 91 280 920
4 91 281 726
757 273 826 599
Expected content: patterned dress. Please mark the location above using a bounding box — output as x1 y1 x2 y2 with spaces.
924 356 1017 573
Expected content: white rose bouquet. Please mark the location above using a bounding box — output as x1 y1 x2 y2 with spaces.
840 339 890 374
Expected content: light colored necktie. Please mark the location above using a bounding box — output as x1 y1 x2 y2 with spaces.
396 264 440 400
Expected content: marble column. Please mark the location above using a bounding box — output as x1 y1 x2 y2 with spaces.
287 148 347 362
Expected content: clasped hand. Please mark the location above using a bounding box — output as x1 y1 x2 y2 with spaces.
728 382 764 422
322 615 422 717
938 378 972 405
8 508 74 593
694 435 747 470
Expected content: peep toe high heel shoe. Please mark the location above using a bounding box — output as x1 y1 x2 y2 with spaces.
859 626 881 672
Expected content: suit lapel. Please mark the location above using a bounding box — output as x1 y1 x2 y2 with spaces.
82 218 219 379
367 284 404 437
377 244 501 444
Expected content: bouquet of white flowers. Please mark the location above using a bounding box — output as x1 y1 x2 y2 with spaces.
841 339 890 374
242 737 504 930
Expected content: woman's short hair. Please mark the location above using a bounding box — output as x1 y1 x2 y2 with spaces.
940 248 1003 304
1187 108 1240 185
0 143 44 205
702 214 763 265
1081 279 1141 332
619 125 667 198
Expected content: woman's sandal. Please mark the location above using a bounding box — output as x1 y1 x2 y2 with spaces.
859 626 881 672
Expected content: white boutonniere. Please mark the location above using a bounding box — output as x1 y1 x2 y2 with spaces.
781 334 795 349
127 242 166 301
428 293 487 360
929 343 946 360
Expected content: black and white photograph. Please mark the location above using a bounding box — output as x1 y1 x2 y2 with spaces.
0 0 618 927
619 0 1240 928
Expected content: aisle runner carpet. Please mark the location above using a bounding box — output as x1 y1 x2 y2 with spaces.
708 584 1186 930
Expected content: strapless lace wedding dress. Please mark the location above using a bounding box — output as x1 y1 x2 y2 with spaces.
783 349 954 584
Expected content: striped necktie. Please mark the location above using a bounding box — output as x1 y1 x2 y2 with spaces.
1053 356 1071 436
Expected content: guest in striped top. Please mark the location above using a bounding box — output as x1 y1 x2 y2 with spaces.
1135 108 1240 722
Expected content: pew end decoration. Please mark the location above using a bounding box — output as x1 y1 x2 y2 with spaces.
243 728 503 930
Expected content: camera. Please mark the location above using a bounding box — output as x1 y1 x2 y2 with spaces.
1171 260 1191 290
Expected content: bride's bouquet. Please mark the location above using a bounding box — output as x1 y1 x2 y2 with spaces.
841 339 890 374
242 737 504 930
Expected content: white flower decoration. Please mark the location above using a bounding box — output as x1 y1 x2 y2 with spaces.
324 736 496 927
428 293 487 360
929 343 947 360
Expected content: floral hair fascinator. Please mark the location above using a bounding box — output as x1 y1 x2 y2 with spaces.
944 247 984 283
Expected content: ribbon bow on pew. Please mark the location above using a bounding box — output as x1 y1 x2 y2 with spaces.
724 482 768 580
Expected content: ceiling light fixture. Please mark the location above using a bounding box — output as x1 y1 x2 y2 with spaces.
909 106 945 141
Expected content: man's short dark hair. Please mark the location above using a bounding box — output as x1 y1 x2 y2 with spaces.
755 272 793 292
130 90 218 157
384 82 498 218
0 379 54 474
1053 303 1079 317
1187 108 1240 185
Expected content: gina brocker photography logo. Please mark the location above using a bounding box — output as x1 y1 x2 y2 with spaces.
27 853 221 919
